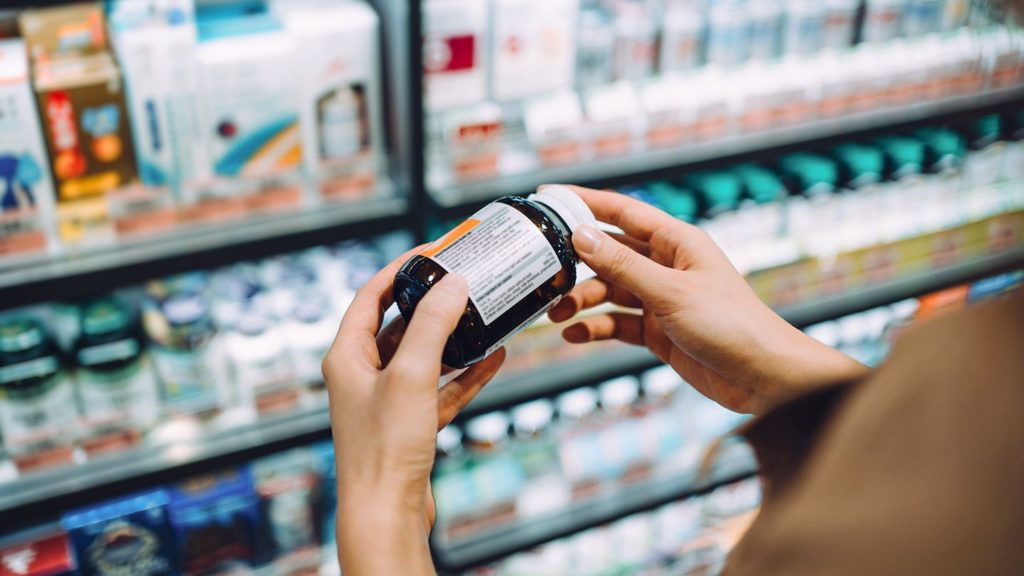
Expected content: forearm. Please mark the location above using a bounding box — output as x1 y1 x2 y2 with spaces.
763 322 870 408
337 495 435 576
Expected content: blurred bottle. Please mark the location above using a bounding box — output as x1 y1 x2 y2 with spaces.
464 412 524 529
705 0 750 66
224 303 297 414
823 0 860 50
283 288 336 392
576 7 616 89
555 387 602 499
512 399 571 518
74 296 161 455
596 376 646 482
660 0 706 72
903 0 945 37
747 0 783 61
144 277 228 418
862 0 907 43
783 0 826 56
612 1 659 80
0 316 77 471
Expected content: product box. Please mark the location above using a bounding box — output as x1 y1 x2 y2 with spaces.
106 0 203 235
251 449 319 572
423 0 488 110
0 527 76 576
166 467 265 575
18 3 108 62
272 0 384 201
192 3 303 219
20 4 139 246
0 40 58 260
524 90 586 167
489 0 578 102
62 490 177 576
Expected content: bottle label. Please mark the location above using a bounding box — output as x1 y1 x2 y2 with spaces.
0 374 75 452
421 202 562 325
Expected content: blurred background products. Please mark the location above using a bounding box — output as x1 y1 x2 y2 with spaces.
0 0 1021 575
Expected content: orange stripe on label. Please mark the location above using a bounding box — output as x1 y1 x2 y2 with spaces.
422 218 480 258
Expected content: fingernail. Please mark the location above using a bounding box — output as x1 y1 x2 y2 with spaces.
573 225 601 255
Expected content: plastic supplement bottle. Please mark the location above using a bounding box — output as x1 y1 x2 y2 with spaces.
394 186 597 368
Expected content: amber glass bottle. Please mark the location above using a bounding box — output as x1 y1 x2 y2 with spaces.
394 186 596 368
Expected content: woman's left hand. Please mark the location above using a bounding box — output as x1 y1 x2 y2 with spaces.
323 249 506 575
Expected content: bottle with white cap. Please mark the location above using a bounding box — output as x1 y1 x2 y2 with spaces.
596 376 644 481
511 399 557 476
638 365 688 467
395 185 598 368
432 424 478 531
554 387 602 496
512 399 572 518
463 412 524 527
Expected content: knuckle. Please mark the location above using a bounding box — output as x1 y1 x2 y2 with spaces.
605 245 634 276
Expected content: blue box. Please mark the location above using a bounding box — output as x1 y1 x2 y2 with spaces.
61 490 177 576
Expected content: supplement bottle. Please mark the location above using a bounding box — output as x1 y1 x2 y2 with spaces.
74 297 161 452
0 317 77 469
143 277 226 417
394 186 596 368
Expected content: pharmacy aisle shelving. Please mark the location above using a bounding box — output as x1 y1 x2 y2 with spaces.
431 442 758 572
427 86 1024 212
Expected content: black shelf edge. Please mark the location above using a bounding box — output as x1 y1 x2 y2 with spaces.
431 443 758 572
0 405 333 531
430 85 1024 212
0 193 410 311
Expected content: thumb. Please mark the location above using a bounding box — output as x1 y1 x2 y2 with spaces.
389 274 468 384
573 225 676 312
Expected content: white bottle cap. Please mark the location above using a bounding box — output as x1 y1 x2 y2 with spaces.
528 185 598 233
641 365 683 398
556 387 598 420
465 412 510 444
436 425 463 454
599 376 640 410
512 399 555 436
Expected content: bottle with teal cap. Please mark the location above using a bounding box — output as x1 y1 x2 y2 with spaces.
916 127 969 230
828 142 886 250
775 153 840 254
732 164 793 271
683 170 744 260
876 135 928 239
961 114 1005 190
646 180 699 223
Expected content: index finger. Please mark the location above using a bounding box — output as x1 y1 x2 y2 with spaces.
544 184 691 243
331 244 424 370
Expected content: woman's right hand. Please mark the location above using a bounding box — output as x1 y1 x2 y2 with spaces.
547 185 867 415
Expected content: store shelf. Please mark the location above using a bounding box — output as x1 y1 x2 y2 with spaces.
431 442 758 572
1 228 1019 535
0 193 409 312
0 405 333 531
776 244 1024 327
428 85 1024 209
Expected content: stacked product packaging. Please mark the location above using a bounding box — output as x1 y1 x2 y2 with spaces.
421 0 1024 194
0 233 409 475
0 442 339 576
0 0 385 262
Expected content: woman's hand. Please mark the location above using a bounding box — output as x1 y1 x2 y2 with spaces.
323 249 506 576
548 186 867 414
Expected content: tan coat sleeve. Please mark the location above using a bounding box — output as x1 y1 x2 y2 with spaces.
724 292 1024 576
